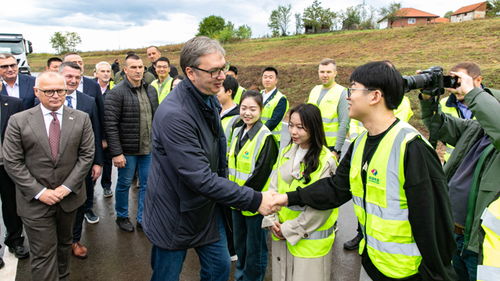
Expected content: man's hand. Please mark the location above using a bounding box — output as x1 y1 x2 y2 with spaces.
272 193 289 208
270 221 285 240
54 186 71 199
450 71 474 97
102 140 108 149
258 190 280 215
39 189 62 205
113 154 126 168
91 164 102 181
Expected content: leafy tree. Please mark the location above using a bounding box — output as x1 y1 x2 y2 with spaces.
444 10 454 19
268 4 292 36
50 31 81 54
236 25 252 39
302 0 337 33
379 2 402 28
486 0 500 17
197 15 226 37
295 13 303 34
342 6 361 30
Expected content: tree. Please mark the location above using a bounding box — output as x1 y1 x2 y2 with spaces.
268 4 292 36
379 2 402 28
342 6 361 30
295 13 303 35
444 10 454 19
302 0 337 33
50 31 81 54
235 25 252 39
486 0 500 17
197 15 226 37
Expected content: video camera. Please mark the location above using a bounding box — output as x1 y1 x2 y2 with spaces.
403 66 460 96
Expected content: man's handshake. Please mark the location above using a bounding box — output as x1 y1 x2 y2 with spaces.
257 191 289 215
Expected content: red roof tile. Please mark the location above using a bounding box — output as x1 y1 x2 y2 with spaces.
453 1 487 15
395 8 439 18
435 17 450 23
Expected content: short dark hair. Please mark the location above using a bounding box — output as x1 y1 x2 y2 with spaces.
154 57 170 66
147 46 160 52
228 65 238 75
240 90 263 110
125 54 140 61
125 51 136 57
47 57 62 67
59 61 81 72
451 62 481 78
262 66 278 77
350 61 404 110
223 75 239 100
319 58 336 67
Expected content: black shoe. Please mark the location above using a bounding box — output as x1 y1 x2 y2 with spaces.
8 245 30 259
103 187 113 198
116 217 134 232
344 233 363 250
0 257 5 269
84 210 100 224
136 222 143 231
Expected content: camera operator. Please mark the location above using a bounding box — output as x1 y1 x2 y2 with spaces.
420 69 500 281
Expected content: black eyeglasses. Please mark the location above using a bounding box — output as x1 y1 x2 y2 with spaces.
37 89 67 97
0 63 17 69
191 63 230 78
347 87 377 98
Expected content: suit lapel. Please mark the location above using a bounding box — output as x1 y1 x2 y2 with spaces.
57 106 76 163
28 105 53 160
18 75 26 100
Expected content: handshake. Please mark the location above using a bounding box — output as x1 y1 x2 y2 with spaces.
257 190 288 215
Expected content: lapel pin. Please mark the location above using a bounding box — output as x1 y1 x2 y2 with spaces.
69 116 74 120
4 103 7 106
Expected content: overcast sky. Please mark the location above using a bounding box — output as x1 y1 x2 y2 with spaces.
1 0 482 53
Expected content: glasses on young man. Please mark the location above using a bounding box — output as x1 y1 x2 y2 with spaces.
347 87 377 98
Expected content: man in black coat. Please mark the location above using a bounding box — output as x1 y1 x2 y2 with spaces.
143 36 276 281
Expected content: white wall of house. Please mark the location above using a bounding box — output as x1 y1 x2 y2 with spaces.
451 10 486 22
378 19 388 29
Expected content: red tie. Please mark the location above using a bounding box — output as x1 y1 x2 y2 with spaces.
49 112 60 161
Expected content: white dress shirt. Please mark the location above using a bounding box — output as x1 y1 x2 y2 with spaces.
262 87 276 103
77 79 84 93
3 76 20 98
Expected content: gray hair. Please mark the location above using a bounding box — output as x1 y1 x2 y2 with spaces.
180 36 225 75
58 61 81 73
35 71 66 88
0 53 16 60
95 61 111 71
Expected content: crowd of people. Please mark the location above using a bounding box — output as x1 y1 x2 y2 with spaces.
0 35 498 281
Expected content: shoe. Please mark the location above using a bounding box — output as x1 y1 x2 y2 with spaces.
84 210 100 224
230 255 238 262
71 242 88 259
344 233 363 250
116 217 134 232
8 245 29 259
103 187 113 198
0 257 5 269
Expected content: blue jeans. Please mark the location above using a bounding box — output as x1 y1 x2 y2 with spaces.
115 154 151 223
232 211 268 281
150 212 230 281
453 233 478 281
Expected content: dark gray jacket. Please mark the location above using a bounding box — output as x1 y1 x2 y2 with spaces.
104 78 158 157
143 79 262 250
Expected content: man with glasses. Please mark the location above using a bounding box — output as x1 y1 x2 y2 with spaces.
0 53 36 109
272 61 457 281
150 57 173 104
143 36 277 281
3 71 94 280
104 54 158 233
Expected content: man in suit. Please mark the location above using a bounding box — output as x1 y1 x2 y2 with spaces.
0 82 28 268
59 62 103 258
0 53 36 109
2 71 94 281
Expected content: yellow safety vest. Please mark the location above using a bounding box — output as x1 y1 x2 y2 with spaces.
477 197 500 281
350 121 429 279
221 114 240 155
109 80 115 89
228 124 273 216
276 144 338 258
307 84 345 147
348 96 414 141
233 86 246 104
151 77 173 104
261 90 289 143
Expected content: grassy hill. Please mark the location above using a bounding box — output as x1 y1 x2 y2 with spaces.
29 18 500 140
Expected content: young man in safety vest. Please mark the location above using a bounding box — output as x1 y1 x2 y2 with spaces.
217 75 240 154
307 58 349 160
261 67 288 143
226 65 245 104
151 57 174 104
272 61 457 281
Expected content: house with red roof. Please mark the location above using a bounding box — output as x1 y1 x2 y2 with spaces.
451 1 488 22
378 8 440 28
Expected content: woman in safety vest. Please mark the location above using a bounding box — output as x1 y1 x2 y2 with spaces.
228 90 279 281
262 103 338 281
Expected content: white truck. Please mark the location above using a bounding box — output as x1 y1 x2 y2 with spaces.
0 33 33 74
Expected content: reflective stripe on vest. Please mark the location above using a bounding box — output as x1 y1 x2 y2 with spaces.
233 86 245 104
152 77 173 103
261 90 289 143
477 198 500 281
350 121 426 279
228 124 272 216
276 144 338 258
307 84 344 147
221 115 240 154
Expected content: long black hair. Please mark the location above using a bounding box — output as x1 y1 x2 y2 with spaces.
288 104 326 184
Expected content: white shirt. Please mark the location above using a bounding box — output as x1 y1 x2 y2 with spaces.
64 91 78 109
77 79 84 93
35 104 71 199
220 103 237 118
262 87 276 103
2 76 20 98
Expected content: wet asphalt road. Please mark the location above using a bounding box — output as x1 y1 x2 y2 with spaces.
2 166 361 281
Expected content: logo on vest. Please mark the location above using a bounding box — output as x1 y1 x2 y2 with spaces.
242 151 250 160
368 169 380 184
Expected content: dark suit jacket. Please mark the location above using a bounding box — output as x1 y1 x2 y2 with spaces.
1 95 24 141
82 77 105 139
0 74 36 110
75 91 103 166
2 105 94 218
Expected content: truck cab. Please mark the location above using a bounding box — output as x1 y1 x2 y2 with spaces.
0 33 33 75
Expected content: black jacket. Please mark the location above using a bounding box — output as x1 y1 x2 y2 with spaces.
104 78 158 157
143 79 262 250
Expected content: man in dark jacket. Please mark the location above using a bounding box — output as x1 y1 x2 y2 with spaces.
143 36 276 281
105 54 158 233
0 53 36 109
146 46 178 78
